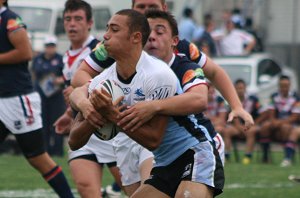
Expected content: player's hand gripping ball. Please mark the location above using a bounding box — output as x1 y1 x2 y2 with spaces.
93 79 124 140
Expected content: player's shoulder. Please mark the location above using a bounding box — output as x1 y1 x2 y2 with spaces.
140 51 170 72
87 38 100 49
2 8 18 18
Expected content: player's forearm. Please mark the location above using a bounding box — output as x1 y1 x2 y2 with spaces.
155 92 207 116
122 115 167 151
71 62 98 88
0 49 32 64
69 85 89 112
209 67 243 111
69 114 95 150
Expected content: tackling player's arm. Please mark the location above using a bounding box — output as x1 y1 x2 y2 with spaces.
71 60 98 88
118 84 208 131
0 28 32 64
203 56 254 130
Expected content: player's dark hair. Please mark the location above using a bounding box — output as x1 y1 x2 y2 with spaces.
280 75 290 81
4 0 8 7
234 78 246 86
131 0 166 7
116 9 150 47
145 10 178 37
63 0 92 22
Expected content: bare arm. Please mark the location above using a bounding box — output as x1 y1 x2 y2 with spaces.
122 115 169 151
0 28 32 64
68 112 95 151
244 39 256 54
71 61 99 88
90 89 169 151
203 57 254 130
69 84 106 128
117 84 208 131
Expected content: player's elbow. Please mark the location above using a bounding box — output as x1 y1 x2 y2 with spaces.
20 50 33 62
145 136 163 151
191 94 208 114
68 137 83 151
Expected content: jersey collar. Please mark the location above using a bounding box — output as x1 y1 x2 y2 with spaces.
0 7 7 15
167 53 176 67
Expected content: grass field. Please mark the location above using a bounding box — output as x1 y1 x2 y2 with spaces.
0 149 299 198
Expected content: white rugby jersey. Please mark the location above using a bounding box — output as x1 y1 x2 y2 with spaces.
62 35 98 83
88 51 178 147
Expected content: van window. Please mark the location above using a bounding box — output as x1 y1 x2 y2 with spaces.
55 13 65 35
257 59 282 84
93 8 111 30
10 7 52 32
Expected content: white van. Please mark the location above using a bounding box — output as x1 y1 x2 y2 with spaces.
9 0 130 54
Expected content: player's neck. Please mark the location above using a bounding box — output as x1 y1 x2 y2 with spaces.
116 50 142 80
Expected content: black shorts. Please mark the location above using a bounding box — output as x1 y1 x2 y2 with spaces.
145 142 224 197
15 129 46 158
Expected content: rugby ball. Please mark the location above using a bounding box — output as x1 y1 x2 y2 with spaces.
93 79 124 140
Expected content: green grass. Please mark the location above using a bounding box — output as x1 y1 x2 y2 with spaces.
0 150 299 197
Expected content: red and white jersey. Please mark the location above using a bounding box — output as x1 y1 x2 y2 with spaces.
62 35 98 83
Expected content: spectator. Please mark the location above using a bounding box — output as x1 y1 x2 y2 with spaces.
231 8 245 29
244 17 264 52
259 75 300 164
213 16 256 56
195 13 217 57
31 35 66 156
178 7 197 42
223 79 266 164
280 120 300 166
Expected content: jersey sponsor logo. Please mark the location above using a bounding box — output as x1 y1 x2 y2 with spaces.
182 68 204 85
14 120 22 130
182 163 192 178
189 43 200 61
133 88 145 101
149 86 173 100
122 87 131 95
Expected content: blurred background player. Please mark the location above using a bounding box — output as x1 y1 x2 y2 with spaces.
31 35 66 157
0 0 73 197
53 0 122 197
281 125 300 167
223 79 266 164
259 75 300 164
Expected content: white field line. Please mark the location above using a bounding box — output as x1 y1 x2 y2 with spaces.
0 189 79 198
226 182 296 189
0 183 297 197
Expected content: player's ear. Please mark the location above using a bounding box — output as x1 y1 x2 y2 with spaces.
172 35 179 47
132 31 142 44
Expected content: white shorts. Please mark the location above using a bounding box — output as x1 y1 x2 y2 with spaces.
69 134 116 163
0 92 42 134
214 133 225 166
113 133 154 186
